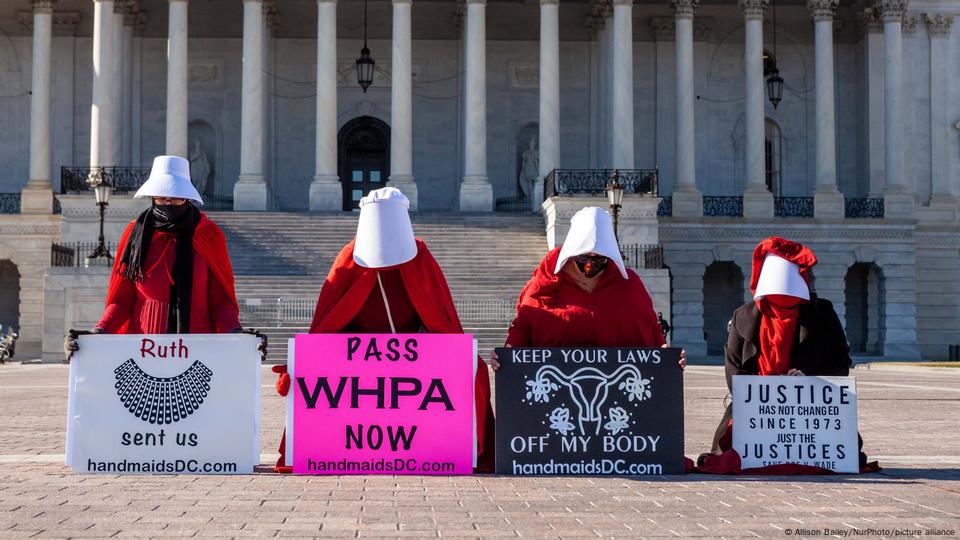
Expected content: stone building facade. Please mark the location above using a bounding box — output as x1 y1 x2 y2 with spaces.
0 0 958 359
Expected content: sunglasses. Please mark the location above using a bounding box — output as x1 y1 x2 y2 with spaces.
574 255 610 266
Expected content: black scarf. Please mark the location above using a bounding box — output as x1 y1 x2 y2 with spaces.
117 204 201 333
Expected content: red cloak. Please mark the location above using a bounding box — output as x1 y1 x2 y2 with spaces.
99 213 240 334
506 247 665 348
275 238 495 472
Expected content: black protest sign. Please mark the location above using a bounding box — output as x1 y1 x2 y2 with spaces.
494 347 684 475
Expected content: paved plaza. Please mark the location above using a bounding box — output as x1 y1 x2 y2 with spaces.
0 363 958 539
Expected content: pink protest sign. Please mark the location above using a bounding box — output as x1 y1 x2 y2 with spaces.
291 334 475 475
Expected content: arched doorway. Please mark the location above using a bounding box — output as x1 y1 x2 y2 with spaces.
845 263 885 355
703 261 745 356
0 260 19 334
765 118 782 195
338 116 390 211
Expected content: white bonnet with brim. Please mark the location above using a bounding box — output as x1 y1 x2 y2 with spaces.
353 187 418 268
554 206 629 279
753 254 810 301
134 155 204 205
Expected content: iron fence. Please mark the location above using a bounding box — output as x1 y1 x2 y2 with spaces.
50 242 119 267
239 296 516 326
60 166 151 194
774 196 814 218
703 196 744 217
0 193 20 214
845 197 884 218
544 169 658 199
203 193 235 211
621 244 665 270
495 196 532 212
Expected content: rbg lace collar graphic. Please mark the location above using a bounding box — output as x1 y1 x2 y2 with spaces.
114 359 213 425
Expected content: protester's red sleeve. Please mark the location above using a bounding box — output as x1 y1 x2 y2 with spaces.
505 308 532 348
97 277 136 332
207 270 241 333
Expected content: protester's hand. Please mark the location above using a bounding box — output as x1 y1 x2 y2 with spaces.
63 328 103 362
491 344 511 372
272 364 290 396
243 328 269 362
787 368 805 376
662 343 687 369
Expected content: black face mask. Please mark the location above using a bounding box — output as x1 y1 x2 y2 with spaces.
152 203 190 224
574 255 609 278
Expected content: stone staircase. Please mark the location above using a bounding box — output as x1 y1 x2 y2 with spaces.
207 212 548 362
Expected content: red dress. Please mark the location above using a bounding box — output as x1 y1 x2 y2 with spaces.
275 238 496 472
506 247 665 348
98 215 240 334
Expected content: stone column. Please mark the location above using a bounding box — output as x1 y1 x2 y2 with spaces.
121 15 134 165
809 0 843 218
877 0 913 218
459 0 493 212
389 0 418 210
22 0 55 214
611 0 634 170
671 0 703 216
864 8 885 196
233 0 268 210
90 0 115 170
537 0 560 209
926 13 956 213
110 4 124 166
166 0 189 158
739 0 773 218
309 0 341 210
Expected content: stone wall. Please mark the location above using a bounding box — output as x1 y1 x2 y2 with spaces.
41 267 110 363
0 215 61 359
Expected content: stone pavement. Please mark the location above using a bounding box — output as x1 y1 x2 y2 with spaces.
0 363 958 539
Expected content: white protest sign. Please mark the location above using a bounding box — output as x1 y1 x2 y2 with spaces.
732 375 858 473
66 334 261 474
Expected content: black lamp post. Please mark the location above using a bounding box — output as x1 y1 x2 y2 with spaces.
766 0 784 108
356 0 375 92
606 169 625 247
87 169 113 261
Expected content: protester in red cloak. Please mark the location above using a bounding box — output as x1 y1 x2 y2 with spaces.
696 236 878 474
494 207 684 367
273 187 495 473
64 156 260 359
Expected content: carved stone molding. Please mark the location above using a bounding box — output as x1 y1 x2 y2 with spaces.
807 0 838 21
650 17 675 41
671 0 699 19
739 0 769 21
861 7 883 32
17 10 79 34
925 13 954 37
32 0 55 15
874 0 907 22
902 13 919 35
694 17 713 40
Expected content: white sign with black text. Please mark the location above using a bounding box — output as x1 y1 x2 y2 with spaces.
732 375 858 473
66 334 261 474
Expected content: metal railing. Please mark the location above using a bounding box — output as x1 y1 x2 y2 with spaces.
544 169 658 199
774 196 814 218
703 196 744 217
203 193 235 211
621 244 665 270
495 196 532 212
60 166 151 194
0 193 20 214
657 196 672 217
238 296 516 327
845 197 884 218
50 242 119 267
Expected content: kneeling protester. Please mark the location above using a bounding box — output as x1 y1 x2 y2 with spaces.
274 187 494 474
697 236 879 475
